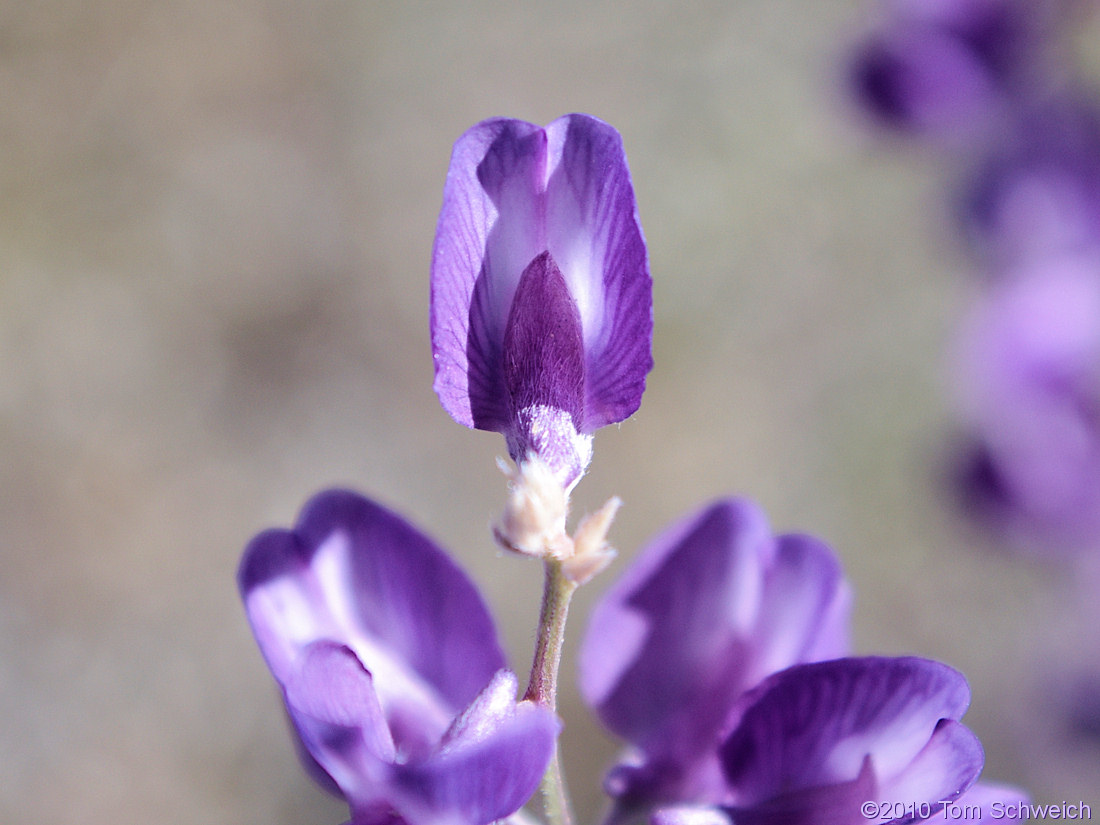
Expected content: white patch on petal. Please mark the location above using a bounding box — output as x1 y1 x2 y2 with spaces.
560 243 601 343
825 707 938 783
311 532 455 755
247 575 335 677
652 805 732 825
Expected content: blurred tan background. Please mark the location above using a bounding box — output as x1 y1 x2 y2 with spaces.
1 2 1097 823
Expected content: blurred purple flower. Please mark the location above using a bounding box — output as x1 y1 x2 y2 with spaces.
430 114 653 488
953 254 1100 550
848 2 1100 551
962 100 1100 266
849 0 1060 139
578 498 851 808
238 489 559 825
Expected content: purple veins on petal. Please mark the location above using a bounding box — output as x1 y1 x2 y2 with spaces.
238 489 557 825
545 115 653 429
431 113 652 487
720 657 983 824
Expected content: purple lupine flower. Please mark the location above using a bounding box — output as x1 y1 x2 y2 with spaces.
238 489 559 825
578 498 851 809
643 657 988 825
430 114 653 489
849 0 1059 139
952 253 1100 550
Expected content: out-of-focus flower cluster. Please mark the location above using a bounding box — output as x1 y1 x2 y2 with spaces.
851 0 1100 553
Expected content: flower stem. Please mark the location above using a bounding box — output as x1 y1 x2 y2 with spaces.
524 558 578 825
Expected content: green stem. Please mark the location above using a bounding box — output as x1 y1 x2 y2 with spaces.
524 559 578 825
